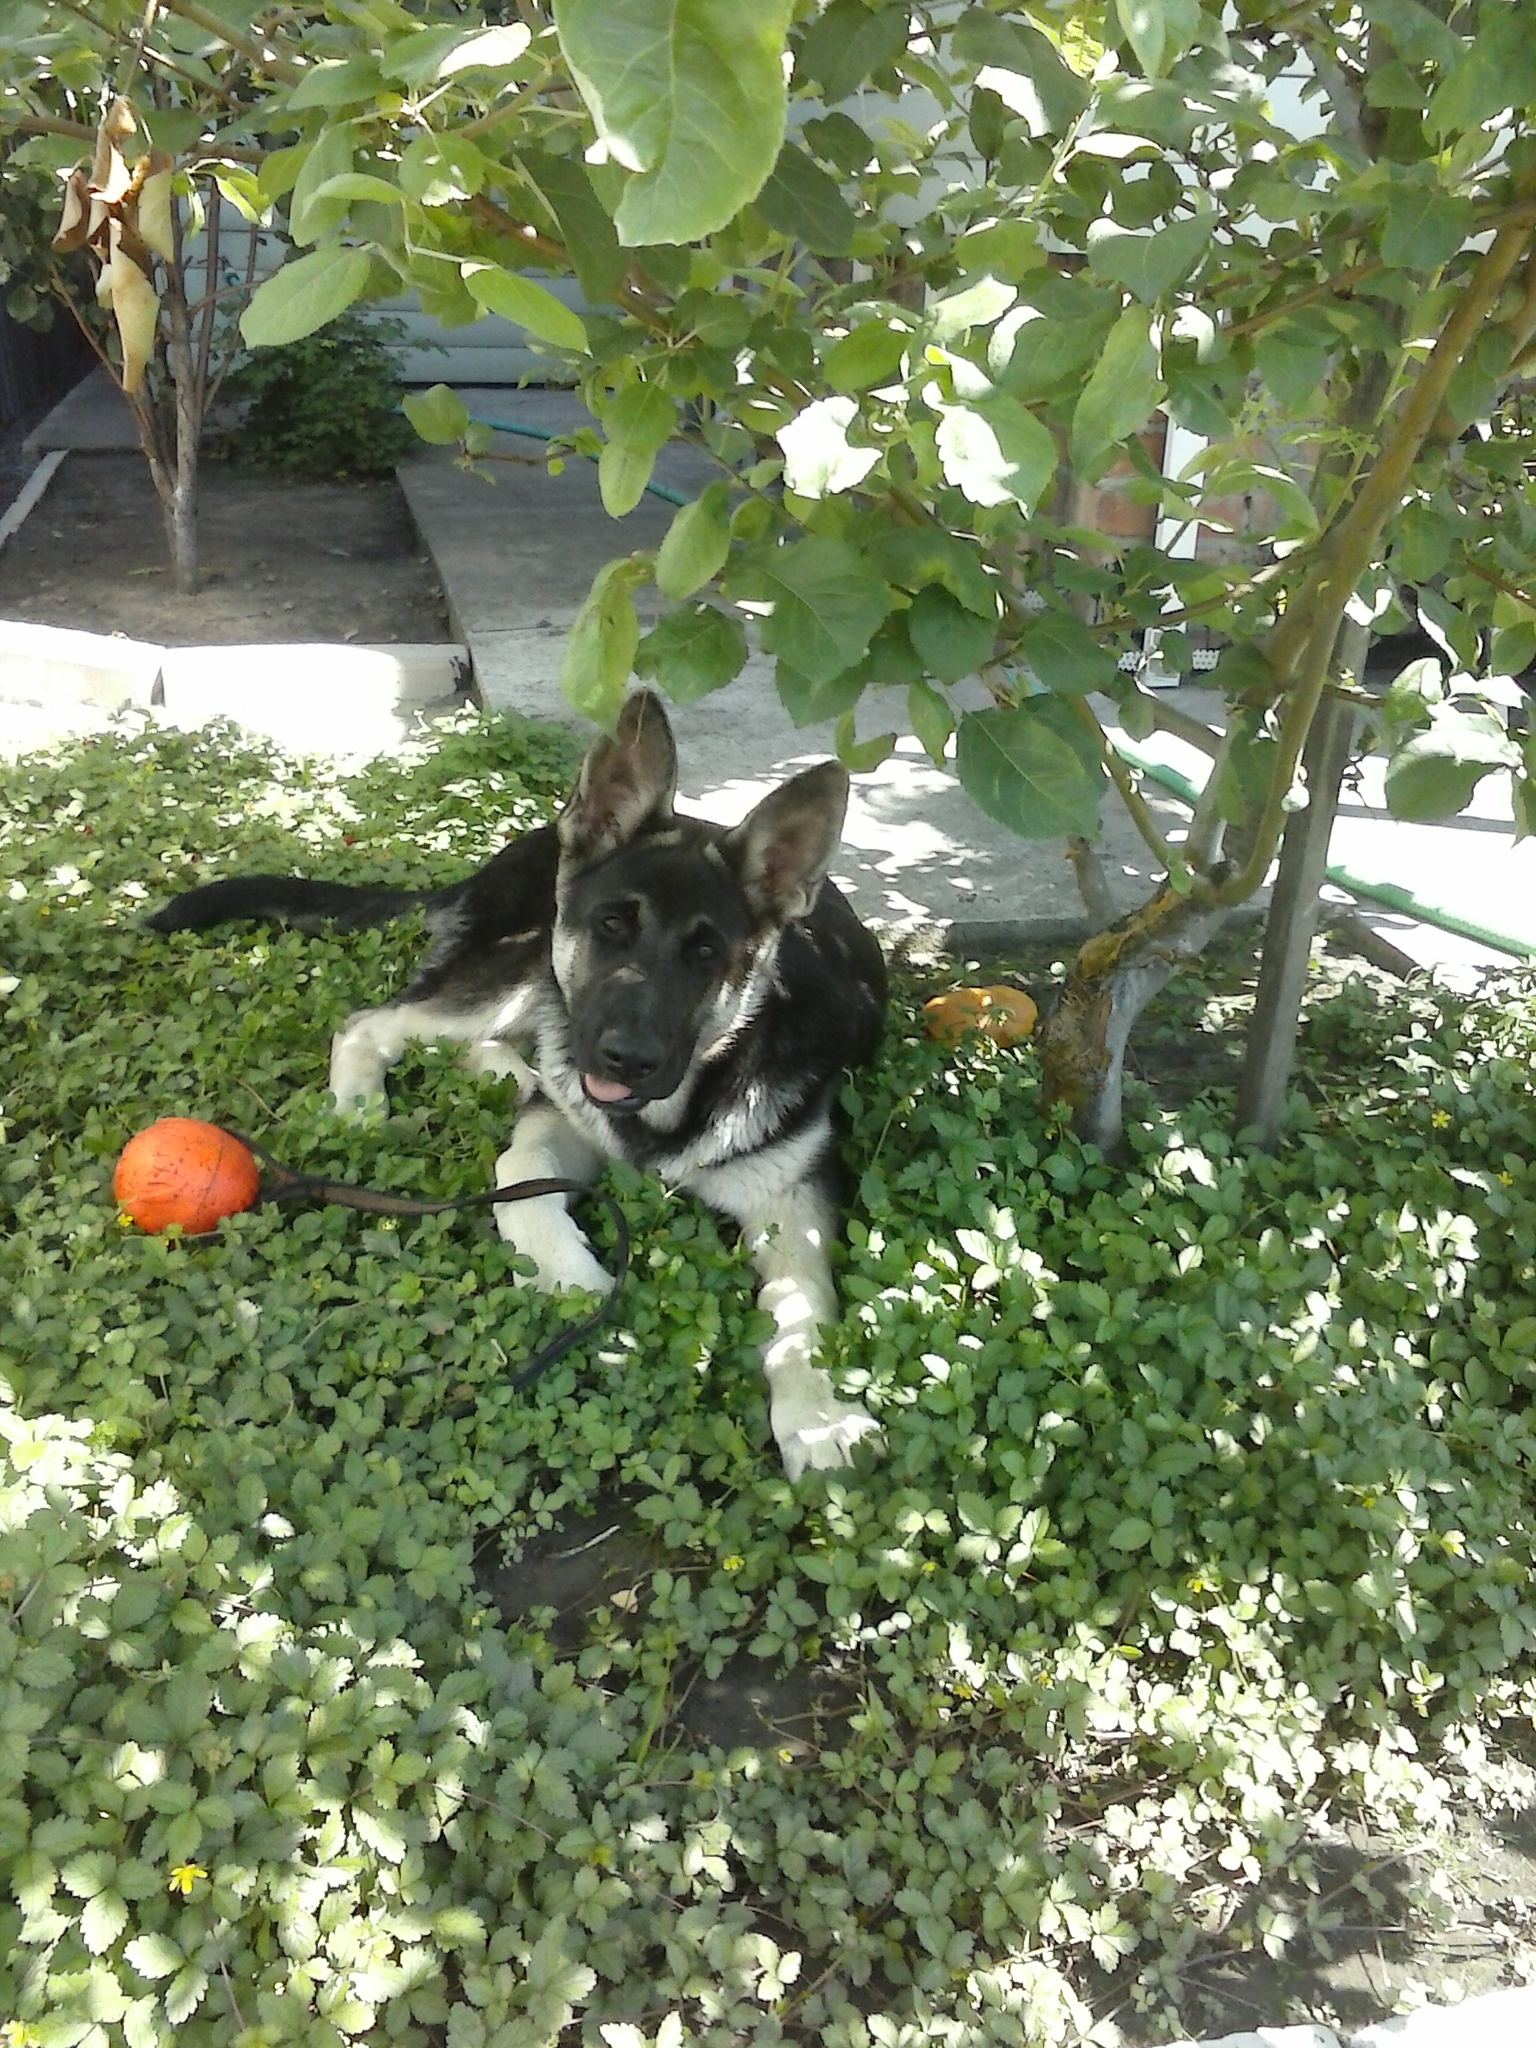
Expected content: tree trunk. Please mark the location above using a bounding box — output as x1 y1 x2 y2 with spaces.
1235 688 1357 1148
161 245 202 597
1039 886 1234 1155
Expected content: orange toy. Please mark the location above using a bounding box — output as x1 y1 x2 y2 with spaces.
923 985 1038 1048
114 1119 262 1234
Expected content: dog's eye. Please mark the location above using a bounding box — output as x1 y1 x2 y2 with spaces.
597 911 628 940
688 931 719 963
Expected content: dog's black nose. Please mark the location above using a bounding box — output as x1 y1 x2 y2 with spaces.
594 1029 662 1085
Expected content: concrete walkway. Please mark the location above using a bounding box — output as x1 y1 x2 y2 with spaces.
7 370 1534 982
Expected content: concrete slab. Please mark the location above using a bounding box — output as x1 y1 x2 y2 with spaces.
156 642 470 763
0 618 164 711
1348 1983 1536 2048
23 366 138 455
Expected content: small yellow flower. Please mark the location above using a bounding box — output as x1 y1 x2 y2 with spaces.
167 1862 207 1896
721 1555 744 1572
1431 1110 1451 1129
1498 1171 1514 1186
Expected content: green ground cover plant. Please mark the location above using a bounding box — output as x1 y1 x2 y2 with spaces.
2 713 1536 2047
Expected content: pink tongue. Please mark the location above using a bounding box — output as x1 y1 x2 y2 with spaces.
584 1073 634 1103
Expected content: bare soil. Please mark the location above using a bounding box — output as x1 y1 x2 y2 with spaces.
0 449 451 645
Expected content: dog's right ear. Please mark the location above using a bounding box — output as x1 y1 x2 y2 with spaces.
558 690 678 864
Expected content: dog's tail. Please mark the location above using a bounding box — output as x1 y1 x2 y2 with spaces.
145 875 431 934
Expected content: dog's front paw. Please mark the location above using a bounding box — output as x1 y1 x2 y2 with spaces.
495 1204 614 1296
773 1394 883 1482
526 1239 615 1296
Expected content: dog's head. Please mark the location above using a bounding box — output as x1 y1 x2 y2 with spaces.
552 690 850 1112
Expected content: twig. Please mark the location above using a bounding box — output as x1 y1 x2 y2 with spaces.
1065 835 1119 929
115 0 163 95
157 0 302 84
1071 696 1180 873
1462 556 1536 615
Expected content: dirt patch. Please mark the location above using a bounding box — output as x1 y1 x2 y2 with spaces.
0 449 451 645
476 1497 860 1757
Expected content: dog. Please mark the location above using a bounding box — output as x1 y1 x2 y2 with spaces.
147 690 888 1478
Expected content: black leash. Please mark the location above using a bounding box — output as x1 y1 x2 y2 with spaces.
241 1138 629 1393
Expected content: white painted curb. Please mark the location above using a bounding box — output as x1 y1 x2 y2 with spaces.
156 642 468 761
1154 1982 1536 2048
0 619 468 763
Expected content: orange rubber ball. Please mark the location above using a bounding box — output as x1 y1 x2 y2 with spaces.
113 1119 261 1235
923 985 1039 1048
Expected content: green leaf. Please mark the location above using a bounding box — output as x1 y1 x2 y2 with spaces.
929 275 1017 343
305 171 404 211
776 661 865 727
823 320 910 395
798 0 910 99
398 133 489 207
1200 459 1318 540
380 23 476 86
518 148 628 306
165 1966 209 2027
1114 0 1201 80
289 124 357 246
1070 304 1163 473
554 0 794 245
286 55 387 111
655 481 732 598
1086 213 1212 303
950 11 1090 133
560 559 647 724
755 143 855 256
163 1671 211 1742
462 264 589 353
908 679 955 765
1018 611 1119 697
869 529 996 618
1109 1515 1154 1550
834 710 896 772
597 382 677 516
1427 6 1536 141
403 384 471 447
955 218 1046 281
1254 328 1331 411
751 538 891 684
906 587 997 684
81 1889 128 1955
239 245 373 348
955 698 1105 839
1362 0 1462 70
1380 185 1474 273
934 395 1056 512
634 602 748 701
210 167 271 224
126 1934 184 1982
1383 710 1520 822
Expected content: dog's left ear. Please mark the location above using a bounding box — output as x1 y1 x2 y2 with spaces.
724 761 850 922
559 689 678 864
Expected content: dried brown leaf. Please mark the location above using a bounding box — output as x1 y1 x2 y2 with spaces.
107 221 159 394
135 167 176 262
52 170 91 253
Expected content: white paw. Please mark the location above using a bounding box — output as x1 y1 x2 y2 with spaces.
495 1204 613 1295
773 1397 883 1482
528 1238 615 1296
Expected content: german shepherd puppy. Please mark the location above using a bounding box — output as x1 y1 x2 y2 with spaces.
148 690 887 1478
